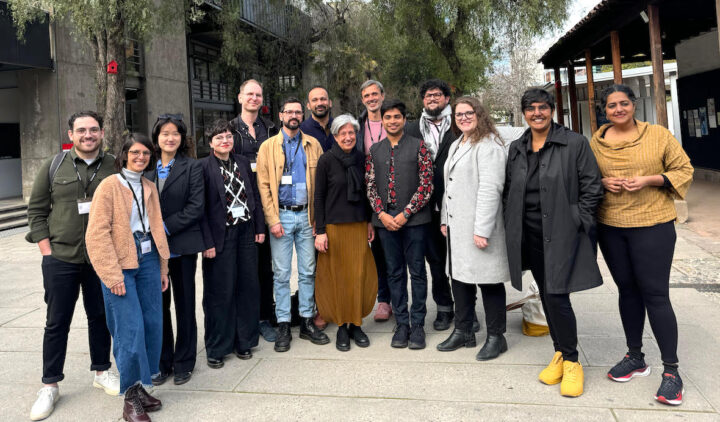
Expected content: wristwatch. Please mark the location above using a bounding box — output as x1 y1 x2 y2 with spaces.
402 209 411 219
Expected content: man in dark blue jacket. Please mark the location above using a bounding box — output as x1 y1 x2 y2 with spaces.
300 85 334 152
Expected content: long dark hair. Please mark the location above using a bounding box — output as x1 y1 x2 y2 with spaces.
452 96 500 145
115 133 156 172
151 114 190 157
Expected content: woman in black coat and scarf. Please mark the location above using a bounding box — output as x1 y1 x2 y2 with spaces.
504 88 603 398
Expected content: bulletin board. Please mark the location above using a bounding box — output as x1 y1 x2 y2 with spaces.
677 68 720 171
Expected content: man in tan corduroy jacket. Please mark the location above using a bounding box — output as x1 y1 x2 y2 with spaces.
255 97 327 353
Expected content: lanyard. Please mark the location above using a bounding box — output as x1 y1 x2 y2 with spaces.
283 138 302 174
119 173 147 235
367 120 381 145
70 157 103 199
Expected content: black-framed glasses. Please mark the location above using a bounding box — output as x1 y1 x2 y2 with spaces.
424 92 445 100
454 111 475 120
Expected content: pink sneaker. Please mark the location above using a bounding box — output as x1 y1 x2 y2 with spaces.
314 313 327 331
374 302 392 322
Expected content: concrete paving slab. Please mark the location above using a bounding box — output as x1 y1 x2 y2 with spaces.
155 351 258 392
579 336 662 367
0 327 91 354
236 359 714 411
613 409 720 421
0 351 114 387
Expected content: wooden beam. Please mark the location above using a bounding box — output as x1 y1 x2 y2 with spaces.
648 4 668 128
567 62 580 133
554 66 565 126
611 30 622 84
585 49 598 134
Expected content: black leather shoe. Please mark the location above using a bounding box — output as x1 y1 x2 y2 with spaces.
336 324 350 351
349 324 370 348
391 324 410 348
151 371 171 386
207 357 224 369
173 371 192 385
274 322 292 352
408 325 426 350
437 328 476 351
235 349 253 360
433 311 454 331
476 334 508 361
299 317 330 345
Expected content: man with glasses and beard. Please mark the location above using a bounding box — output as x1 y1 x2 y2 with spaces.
405 79 457 332
256 98 329 353
300 86 335 153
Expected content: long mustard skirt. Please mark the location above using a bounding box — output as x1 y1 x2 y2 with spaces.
316 222 378 326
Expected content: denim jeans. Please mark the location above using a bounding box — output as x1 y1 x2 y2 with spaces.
269 209 316 322
41 256 111 383
101 234 163 394
377 223 429 327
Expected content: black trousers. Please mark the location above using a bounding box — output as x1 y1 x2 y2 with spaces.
523 231 579 362
257 225 275 323
371 235 391 304
202 222 260 358
160 254 198 374
598 221 678 364
427 210 454 312
452 279 506 335
41 255 111 383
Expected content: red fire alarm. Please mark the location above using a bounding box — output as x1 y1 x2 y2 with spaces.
107 60 118 74
261 105 270 114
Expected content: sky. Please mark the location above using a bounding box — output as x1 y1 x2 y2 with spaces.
537 0 603 51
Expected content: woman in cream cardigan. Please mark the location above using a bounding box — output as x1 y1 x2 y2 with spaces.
438 96 510 361
86 133 170 422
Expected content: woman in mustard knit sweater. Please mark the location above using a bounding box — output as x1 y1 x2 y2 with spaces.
86 133 170 422
590 84 693 406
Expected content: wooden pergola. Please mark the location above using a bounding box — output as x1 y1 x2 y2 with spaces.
540 0 718 133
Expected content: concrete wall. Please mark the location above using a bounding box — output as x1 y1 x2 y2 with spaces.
676 30 720 77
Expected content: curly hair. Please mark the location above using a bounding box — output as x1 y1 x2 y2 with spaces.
452 96 501 145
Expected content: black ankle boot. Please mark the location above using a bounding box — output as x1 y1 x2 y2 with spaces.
299 317 330 345
336 325 350 351
437 328 476 351
475 334 508 361
349 324 370 347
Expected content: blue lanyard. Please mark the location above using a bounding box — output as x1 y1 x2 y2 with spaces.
283 138 301 174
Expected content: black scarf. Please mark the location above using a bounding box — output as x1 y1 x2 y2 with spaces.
330 142 364 202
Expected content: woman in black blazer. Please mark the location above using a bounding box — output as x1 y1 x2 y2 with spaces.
199 119 266 369
145 114 205 386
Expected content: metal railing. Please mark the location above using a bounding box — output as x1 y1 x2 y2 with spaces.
202 0 304 39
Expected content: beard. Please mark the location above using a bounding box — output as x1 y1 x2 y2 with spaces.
311 107 329 118
425 106 443 117
283 118 300 130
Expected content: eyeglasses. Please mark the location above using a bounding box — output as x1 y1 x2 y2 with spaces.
74 127 101 135
523 104 551 113
157 113 184 121
454 111 476 120
424 92 444 100
128 150 151 157
282 110 303 116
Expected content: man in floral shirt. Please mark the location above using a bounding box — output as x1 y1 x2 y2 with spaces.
365 99 433 350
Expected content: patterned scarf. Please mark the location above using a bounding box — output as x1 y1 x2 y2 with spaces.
419 104 452 160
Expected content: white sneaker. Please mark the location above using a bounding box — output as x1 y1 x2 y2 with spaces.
93 371 120 396
30 386 59 421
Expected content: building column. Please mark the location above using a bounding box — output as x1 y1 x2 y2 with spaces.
554 66 565 126
585 49 598 134
647 4 668 128
567 62 580 133
611 30 623 84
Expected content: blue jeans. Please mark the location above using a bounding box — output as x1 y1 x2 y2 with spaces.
101 234 162 394
269 209 316 322
377 223 429 327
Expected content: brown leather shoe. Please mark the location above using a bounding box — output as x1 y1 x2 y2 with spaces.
123 387 151 422
314 313 327 330
136 385 162 412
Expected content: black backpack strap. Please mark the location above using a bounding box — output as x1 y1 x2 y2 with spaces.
48 151 67 191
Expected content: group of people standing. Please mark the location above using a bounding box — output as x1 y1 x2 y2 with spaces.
25 76 693 421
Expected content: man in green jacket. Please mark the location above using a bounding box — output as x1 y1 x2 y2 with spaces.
26 111 119 421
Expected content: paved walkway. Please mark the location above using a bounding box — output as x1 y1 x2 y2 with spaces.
1 181 720 421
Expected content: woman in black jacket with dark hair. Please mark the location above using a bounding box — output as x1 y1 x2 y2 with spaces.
144 114 205 386
504 88 604 398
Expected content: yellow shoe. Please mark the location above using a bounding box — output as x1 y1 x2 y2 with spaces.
538 351 564 385
560 360 584 397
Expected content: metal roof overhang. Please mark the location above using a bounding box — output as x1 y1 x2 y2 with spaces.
540 0 717 69
0 2 52 71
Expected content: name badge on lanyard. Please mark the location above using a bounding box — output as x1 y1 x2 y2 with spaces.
250 162 257 172
230 205 245 219
281 174 292 185
77 198 92 215
140 237 152 254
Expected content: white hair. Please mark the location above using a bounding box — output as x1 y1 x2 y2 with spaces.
330 114 360 135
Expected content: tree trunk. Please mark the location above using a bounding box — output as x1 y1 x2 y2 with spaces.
102 14 127 154
92 30 108 119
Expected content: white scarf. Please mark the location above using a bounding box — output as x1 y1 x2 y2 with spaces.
419 105 452 160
